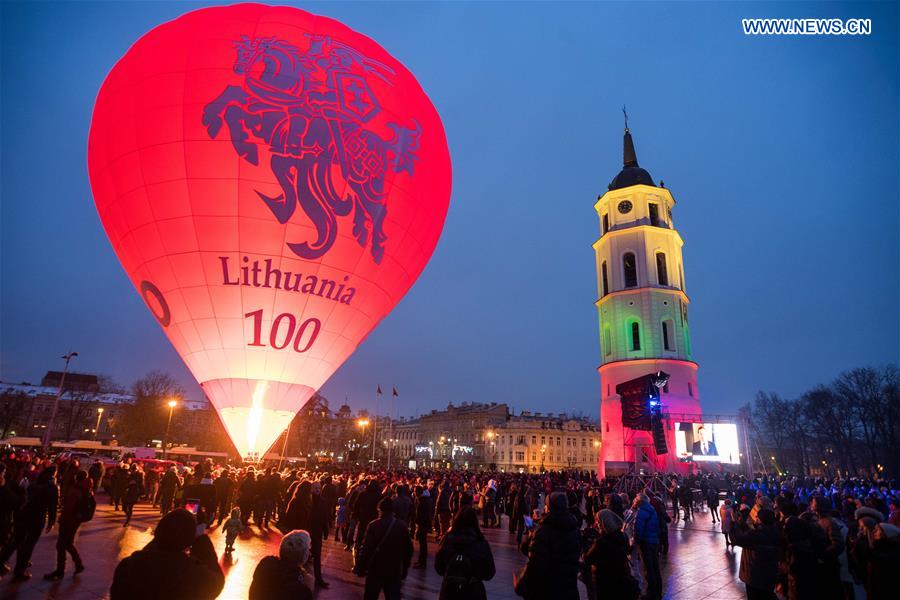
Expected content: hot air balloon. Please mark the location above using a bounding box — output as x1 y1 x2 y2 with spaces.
88 4 451 460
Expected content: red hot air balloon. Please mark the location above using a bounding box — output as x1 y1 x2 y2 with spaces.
88 4 451 459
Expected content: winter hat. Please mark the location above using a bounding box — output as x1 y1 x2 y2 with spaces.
855 507 885 523
549 491 569 513
598 509 623 533
155 508 197 551
280 530 311 565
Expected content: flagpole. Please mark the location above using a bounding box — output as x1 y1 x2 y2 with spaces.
387 389 393 470
372 386 381 468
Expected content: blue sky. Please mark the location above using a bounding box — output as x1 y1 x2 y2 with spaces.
2 1 897 419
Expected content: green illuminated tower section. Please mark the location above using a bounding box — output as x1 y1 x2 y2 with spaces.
594 125 701 475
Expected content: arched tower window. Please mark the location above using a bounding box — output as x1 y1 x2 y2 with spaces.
656 252 668 286
601 261 609 297
603 324 611 356
662 318 674 351
623 253 637 288
629 321 641 351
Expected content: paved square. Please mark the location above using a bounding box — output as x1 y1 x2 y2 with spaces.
0 499 747 600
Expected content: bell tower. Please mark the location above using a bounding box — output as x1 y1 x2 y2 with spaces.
594 123 702 476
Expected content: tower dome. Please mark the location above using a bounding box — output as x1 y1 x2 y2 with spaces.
609 128 655 190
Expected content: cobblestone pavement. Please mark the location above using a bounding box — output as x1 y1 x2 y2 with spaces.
0 499 749 599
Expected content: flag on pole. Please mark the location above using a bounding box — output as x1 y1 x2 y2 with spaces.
377 385 382 395
392 387 399 397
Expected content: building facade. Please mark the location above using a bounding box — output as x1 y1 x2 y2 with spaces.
594 126 703 476
387 402 600 472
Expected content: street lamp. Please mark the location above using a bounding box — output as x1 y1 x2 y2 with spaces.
357 419 370 466
540 443 547 472
94 408 104 441
43 351 78 450
162 398 177 459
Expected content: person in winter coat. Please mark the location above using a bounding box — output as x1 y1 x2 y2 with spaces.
518 491 581 600
44 470 92 580
158 466 179 514
249 529 313 600
720 498 735 548
858 521 900 600
0 465 58 581
237 471 258 526
111 463 129 511
305 481 330 588
435 507 496 600
512 482 529 546
633 493 662 600
354 497 414 600
88 461 103 493
731 508 782 600
214 470 235 524
354 479 383 552
111 508 224 600
782 515 824 600
392 484 413 528
122 467 144 526
708 487 721 523
412 486 433 569
436 480 453 539
584 509 637 600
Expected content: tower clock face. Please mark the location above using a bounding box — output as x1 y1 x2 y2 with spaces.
617 200 633 214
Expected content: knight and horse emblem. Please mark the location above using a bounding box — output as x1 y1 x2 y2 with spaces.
203 35 421 264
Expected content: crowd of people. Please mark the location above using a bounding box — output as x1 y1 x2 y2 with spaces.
0 448 897 600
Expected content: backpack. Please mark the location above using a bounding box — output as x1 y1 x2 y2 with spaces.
76 491 97 522
442 552 475 598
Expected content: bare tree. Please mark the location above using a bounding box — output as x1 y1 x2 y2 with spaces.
117 371 184 446
834 368 883 474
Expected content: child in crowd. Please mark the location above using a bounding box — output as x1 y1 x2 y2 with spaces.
335 497 348 542
224 507 244 553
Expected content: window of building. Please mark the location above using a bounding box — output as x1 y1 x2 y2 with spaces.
688 382 694 397
605 421 609 432
630 321 641 351
662 319 673 351
541 436 545 445
623 253 637 288
516 435 526 445
556 437 561 446
601 261 609 296
602 213 609 235
656 252 668 286
515 452 525 461
581 439 586 447
531 435 536 445
649 202 660 226
531 453 536 461
604 325 612 356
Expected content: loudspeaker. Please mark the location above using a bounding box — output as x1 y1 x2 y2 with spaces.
616 375 654 430
651 414 668 455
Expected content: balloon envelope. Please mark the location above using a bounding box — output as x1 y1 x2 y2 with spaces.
89 3 451 458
